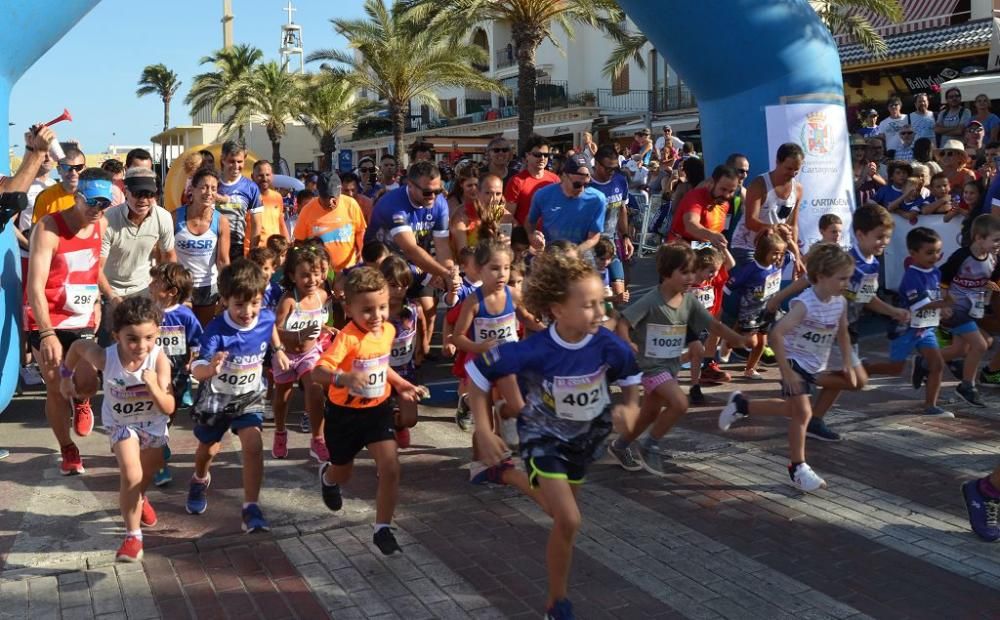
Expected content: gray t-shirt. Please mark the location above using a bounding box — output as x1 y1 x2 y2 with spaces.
622 287 713 376
101 203 175 296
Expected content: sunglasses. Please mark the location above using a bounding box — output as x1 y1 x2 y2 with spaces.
416 185 445 197
529 152 550 159
59 163 86 173
133 190 157 199
83 196 112 210
968 126 985 132
491 147 511 153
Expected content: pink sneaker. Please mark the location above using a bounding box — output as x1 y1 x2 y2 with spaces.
271 431 289 459
309 437 329 463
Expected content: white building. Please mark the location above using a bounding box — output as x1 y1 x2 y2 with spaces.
339 17 698 165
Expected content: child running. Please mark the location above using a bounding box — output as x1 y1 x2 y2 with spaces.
59 297 174 561
464 251 641 620
381 255 423 449
186 259 287 532
719 244 859 491
272 244 331 460
148 263 203 486
723 232 787 379
609 243 747 475
687 243 734 403
312 267 426 556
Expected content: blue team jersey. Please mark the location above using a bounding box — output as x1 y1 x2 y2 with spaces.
874 184 903 208
364 186 450 258
159 304 203 367
526 184 607 246
263 282 283 311
893 264 942 336
843 245 881 328
194 309 275 400
723 259 783 327
454 276 480 307
590 174 629 240
466 325 641 463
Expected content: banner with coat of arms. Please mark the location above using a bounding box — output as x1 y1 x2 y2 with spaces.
764 103 855 253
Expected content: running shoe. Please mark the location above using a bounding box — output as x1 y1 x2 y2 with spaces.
73 399 94 437
455 393 473 431
395 427 411 449
806 418 842 442
979 367 1000 387
319 462 343 511
140 496 157 527
309 437 330 463
180 385 194 408
300 412 311 433
469 458 514 485
743 368 765 381
700 361 731 384
922 405 955 419
153 466 172 487
373 527 402 556
272 430 289 459
911 355 928 389
689 385 706 406
19 364 43 386
789 462 827 492
186 475 211 515
760 346 777 366
60 443 85 475
718 392 747 431
261 400 274 421
241 504 270 534
961 479 1000 542
955 383 986 408
639 442 670 477
545 598 575 620
115 536 143 563
607 441 642 472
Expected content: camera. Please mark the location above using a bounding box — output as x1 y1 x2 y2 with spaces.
0 192 28 232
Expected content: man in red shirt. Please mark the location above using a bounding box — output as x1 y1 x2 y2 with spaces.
667 164 740 245
504 135 560 225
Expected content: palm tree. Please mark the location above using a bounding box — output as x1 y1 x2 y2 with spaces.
299 75 382 172
185 43 263 141
603 0 903 80
227 61 304 168
308 0 505 163
136 63 181 172
402 0 630 153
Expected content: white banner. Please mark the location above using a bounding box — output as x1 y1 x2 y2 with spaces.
765 103 855 254
883 214 964 292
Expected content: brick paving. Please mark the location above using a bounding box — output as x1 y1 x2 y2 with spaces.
3 291 1000 618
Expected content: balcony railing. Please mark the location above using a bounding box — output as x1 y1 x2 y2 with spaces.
495 47 516 69
594 87 697 113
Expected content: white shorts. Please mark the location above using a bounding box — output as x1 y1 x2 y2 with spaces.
108 420 169 451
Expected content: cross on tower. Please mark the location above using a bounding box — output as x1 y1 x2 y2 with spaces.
283 0 296 24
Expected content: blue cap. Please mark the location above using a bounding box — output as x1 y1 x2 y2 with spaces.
77 179 113 203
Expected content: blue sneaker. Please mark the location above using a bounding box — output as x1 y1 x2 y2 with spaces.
153 466 172 487
962 479 1000 542
545 598 575 620
241 504 270 534
180 385 193 408
185 475 211 515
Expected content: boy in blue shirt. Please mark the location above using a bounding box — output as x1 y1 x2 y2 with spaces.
186 259 289 531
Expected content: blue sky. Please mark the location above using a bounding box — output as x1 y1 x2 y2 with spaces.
8 0 365 152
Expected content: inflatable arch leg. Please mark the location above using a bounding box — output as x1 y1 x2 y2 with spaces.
0 1 102 413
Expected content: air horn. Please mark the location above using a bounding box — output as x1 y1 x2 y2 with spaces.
44 108 72 126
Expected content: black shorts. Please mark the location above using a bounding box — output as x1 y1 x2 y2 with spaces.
27 328 94 354
324 400 397 465
685 329 708 346
526 455 588 488
780 359 818 398
192 284 220 308
406 274 437 302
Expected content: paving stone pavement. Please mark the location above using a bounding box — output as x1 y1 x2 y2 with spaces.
3 278 1000 617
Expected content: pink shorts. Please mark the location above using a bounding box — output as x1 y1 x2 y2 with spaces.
272 345 321 385
641 370 676 394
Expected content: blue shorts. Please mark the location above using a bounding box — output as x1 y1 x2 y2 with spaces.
193 411 263 444
949 320 980 336
889 328 939 362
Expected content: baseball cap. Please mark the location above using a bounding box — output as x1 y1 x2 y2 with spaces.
562 153 591 175
318 172 342 199
78 178 114 204
123 167 157 194
968 120 984 130
865 109 878 117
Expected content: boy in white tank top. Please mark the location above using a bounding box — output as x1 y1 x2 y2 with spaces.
59 297 175 563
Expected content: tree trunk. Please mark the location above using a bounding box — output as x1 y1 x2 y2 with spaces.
390 101 405 167
162 97 170 180
271 139 282 170
512 24 544 154
321 133 337 172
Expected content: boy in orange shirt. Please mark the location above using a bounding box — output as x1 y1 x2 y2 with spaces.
313 266 426 555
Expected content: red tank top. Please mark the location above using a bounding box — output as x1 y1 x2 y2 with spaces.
26 211 101 331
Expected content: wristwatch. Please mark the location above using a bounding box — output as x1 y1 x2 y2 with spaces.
273 344 286 353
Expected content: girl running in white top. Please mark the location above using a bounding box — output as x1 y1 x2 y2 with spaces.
59 296 174 563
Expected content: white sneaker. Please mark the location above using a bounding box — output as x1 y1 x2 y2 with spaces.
261 400 275 421
718 391 746 431
19 364 44 386
790 462 827 492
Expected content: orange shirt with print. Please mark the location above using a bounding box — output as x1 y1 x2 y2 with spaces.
245 188 288 251
292 195 366 271
317 321 395 408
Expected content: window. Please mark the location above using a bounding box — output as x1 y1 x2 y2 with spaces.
612 65 630 96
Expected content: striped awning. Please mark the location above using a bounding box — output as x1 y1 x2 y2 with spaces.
834 0 961 41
